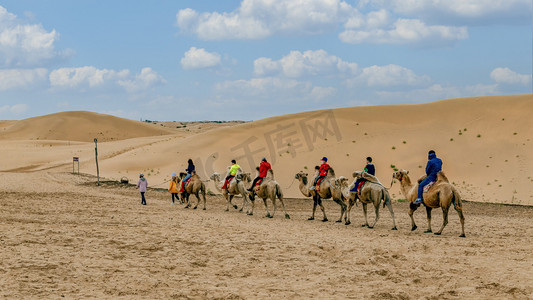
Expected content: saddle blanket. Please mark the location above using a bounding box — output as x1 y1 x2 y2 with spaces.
423 181 435 193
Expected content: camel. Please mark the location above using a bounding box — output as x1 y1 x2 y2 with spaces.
340 172 397 230
248 169 290 219
210 167 252 213
178 171 207 210
392 169 465 237
294 168 347 222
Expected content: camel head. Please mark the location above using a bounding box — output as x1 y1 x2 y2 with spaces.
242 172 252 182
335 176 349 188
392 169 409 182
295 171 308 185
210 172 220 181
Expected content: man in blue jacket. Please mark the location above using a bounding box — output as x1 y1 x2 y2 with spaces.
414 150 442 205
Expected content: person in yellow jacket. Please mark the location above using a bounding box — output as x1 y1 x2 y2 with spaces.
222 160 240 189
168 172 181 204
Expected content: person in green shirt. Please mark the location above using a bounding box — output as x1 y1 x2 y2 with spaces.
222 159 240 189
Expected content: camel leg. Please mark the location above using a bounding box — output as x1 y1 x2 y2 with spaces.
434 206 449 235
318 197 328 222
248 197 255 216
385 201 397 230
262 198 271 218
238 188 246 212
455 207 466 237
345 197 354 225
408 206 417 231
229 195 238 210
308 195 317 220
270 195 277 218
424 206 433 233
362 203 369 227
277 195 290 219
183 193 190 208
224 194 231 211
333 198 346 223
193 193 200 210
202 191 207 210
369 203 380 229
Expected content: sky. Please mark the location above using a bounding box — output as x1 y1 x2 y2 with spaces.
0 0 531 121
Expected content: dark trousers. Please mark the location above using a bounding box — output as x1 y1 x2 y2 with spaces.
350 178 366 192
250 177 263 190
171 193 179 203
417 177 435 199
141 192 146 205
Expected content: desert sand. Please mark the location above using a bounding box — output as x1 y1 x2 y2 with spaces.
0 94 532 298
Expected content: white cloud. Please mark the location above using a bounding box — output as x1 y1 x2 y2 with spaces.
176 0 354 40
49 66 129 88
0 68 47 91
118 67 166 93
175 1 475 47
369 0 532 24
216 77 335 103
340 18 467 45
254 49 358 78
49 66 165 92
490 68 532 86
181 47 221 70
347 64 430 87
0 103 29 115
0 5 68 67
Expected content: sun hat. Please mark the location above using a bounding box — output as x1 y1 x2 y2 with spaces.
171 172 176 177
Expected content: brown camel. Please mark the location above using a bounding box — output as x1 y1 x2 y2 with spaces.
392 169 465 237
248 169 290 219
178 171 207 210
340 172 397 230
294 168 347 222
210 167 252 213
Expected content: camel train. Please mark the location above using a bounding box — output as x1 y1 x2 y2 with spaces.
174 161 465 237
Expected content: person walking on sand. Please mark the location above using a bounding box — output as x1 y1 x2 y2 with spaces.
169 172 181 204
137 173 148 205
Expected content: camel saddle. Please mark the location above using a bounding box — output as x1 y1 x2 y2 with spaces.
423 181 435 193
315 177 325 191
253 178 264 192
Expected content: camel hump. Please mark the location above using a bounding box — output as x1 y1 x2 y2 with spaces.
362 172 380 184
266 169 274 180
327 167 336 178
437 171 449 183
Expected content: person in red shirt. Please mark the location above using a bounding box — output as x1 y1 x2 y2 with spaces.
249 157 271 192
310 157 330 190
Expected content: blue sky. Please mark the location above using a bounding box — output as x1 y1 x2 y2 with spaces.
0 0 531 121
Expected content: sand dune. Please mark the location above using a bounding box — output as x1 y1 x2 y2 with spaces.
0 111 175 142
1 94 532 205
1 95 532 298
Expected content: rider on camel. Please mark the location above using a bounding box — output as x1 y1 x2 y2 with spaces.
414 150 442 205
222 159 240 189
310 157 330 190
